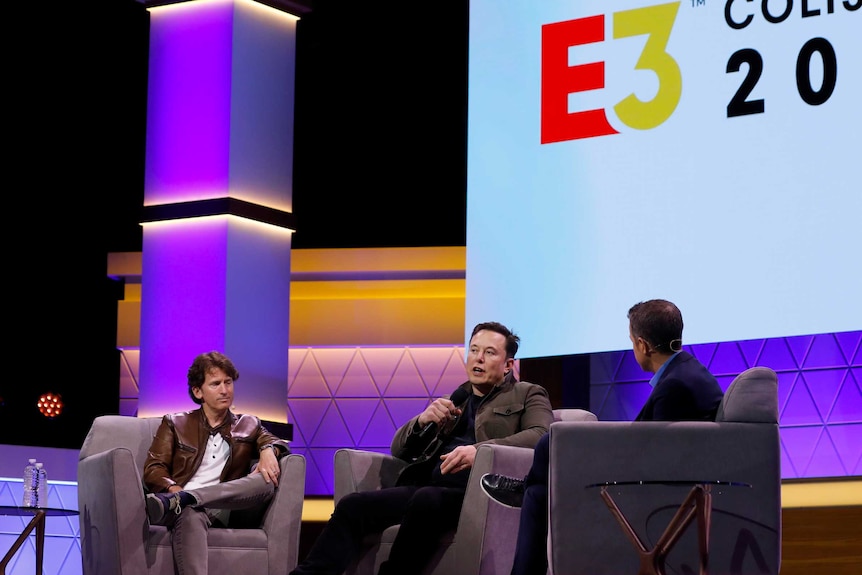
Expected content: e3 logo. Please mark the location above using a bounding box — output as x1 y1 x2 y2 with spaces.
541 1 682 143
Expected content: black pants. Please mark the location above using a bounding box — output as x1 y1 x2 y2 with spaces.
510 431 551 575
290 484 466 575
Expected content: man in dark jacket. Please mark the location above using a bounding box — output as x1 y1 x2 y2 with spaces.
481 299 724 575
143 351 290 575
290 321 555 575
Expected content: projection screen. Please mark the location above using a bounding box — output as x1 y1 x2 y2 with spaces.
466 0 860 358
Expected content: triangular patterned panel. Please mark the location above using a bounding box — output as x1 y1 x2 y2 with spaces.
358 401 401 448
590 351 624 384
802 334 850 369
615 352 648 383
776 372 797 416
778 426 821 479
804 429 848 477
0 481 19 506
707 342 750 376
834 331 861 365
45 489 77 537
614 382 652 420
359 347 406 390
687 342 717 370
758 338 799 371
828 372 862 423
336 354 379 397
43 537 76 575
785 335 814 369
429 348 468 397
0 513 25 535
308 447 342 496
716 374 736 392
779 437 799 478
333 398 380 445
737 339 765 369
409 347 458 394
119 349 140 398
3 534 35 572
120 398 139 417
291 446 329 497
825 423 862 477
799 369 845 423
310 348 358 395
310 401 355 448
780 374 824 425
385 353 430 397
288 348 309 381
287 398 333 447
289 353 329 398
589 383 615 420
383 398 432 430
853 336 862 366
57 542 83 575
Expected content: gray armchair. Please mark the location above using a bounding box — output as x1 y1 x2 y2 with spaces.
335 408 597 575
77 415 306 575
548 367 781 575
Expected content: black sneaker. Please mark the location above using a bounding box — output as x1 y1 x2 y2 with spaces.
480 473 526 508
146 492 183 526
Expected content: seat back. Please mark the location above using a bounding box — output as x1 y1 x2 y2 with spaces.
78 414 162 471
553 408 598 422
548 367 781 575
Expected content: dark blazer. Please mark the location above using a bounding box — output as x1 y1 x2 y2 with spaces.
635 351 724 421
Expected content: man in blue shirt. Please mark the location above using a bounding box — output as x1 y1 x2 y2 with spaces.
481 299 724 575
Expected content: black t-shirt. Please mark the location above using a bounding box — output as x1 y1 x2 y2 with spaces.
429 392 481 487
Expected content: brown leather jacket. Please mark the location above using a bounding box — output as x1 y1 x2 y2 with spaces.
143 408 290 493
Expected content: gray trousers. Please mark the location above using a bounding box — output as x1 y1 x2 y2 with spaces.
171 474 276 575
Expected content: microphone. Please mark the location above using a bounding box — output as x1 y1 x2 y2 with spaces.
396 387 471 460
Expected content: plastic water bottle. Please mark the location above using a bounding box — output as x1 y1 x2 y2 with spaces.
22 458 37 507
34 463 48 507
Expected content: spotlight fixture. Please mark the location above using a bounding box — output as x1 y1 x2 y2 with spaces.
37 393 64 418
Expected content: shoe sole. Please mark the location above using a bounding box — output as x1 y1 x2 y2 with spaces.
146 494 168 525
479 481 523 509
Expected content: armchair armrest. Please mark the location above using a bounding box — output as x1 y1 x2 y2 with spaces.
262 453 306 572
77 447 149 575
455 443 536 575
334 449 407 503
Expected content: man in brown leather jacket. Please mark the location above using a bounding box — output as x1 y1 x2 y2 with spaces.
290 321 554 575
143 351 290 575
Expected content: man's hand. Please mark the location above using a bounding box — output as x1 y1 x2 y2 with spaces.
253 446 281 486
439 445 477 475
417 397 462 429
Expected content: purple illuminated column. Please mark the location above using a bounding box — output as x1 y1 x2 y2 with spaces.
138 0 299 422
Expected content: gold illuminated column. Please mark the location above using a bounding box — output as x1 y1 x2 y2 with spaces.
138 0 300 422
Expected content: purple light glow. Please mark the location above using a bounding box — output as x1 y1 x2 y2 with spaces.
138 216 292 420
145 0 297 210
139 218 230 417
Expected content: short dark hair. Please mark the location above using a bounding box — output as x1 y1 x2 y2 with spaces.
470 321 520 359
627 299 684 353
187 351 240 404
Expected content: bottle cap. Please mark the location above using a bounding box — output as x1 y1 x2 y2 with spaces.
36 463 44 468
29 459 36 464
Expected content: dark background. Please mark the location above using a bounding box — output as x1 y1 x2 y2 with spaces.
1 0 469 447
